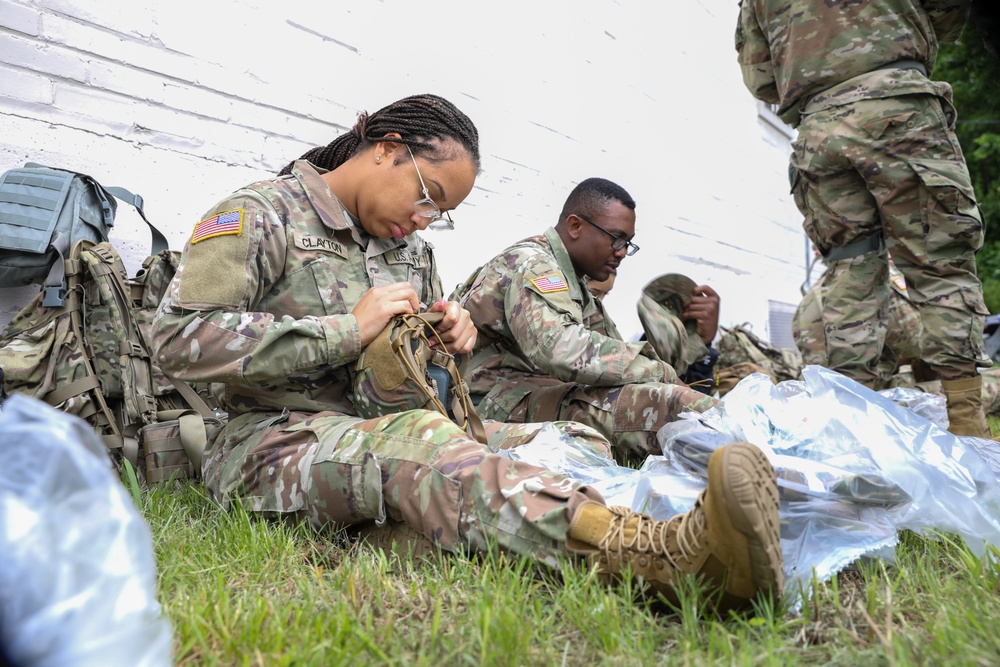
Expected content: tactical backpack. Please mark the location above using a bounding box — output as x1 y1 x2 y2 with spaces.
715 323 804 395
0 163 168 298
352 312 487 443
0 239 225 484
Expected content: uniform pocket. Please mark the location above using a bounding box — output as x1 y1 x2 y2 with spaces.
913 158 983 256
303 258 349 315
860 111 918 141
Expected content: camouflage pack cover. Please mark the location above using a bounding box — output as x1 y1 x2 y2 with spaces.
716 323 804 394
637 273 708 375
0 240 223 483
352 312 486 443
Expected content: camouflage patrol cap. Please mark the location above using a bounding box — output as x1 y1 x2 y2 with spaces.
637 273 701 373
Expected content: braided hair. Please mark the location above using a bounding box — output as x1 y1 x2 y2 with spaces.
278 94 480 176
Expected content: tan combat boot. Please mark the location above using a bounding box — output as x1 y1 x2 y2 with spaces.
567 442 783 612
942 375 991 439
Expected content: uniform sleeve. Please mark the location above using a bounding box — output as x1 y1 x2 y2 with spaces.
504 254 677 386
921 0 970 43
735 0 780 104
150 192 363 384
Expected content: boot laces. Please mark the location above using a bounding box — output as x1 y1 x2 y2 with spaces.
666 491 707 566
598 505 677 567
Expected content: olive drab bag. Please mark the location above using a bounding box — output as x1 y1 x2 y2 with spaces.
715 323 804 396
0 163 169 298
352 311 487 443
0 239 225 484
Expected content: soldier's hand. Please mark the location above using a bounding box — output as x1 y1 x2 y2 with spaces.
352 282 420 347
429 299 478 355
683 284 720 345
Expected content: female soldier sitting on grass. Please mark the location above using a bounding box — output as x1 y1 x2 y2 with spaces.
150 93 783 612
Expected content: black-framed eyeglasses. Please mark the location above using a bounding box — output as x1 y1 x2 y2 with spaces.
575 213 640 256
406 145 455 231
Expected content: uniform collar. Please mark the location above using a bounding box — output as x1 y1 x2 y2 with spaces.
543 226 585 304
291 160 357 232
292 159 410 253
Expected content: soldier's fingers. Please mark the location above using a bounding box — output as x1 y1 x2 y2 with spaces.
693 284 720 299
431 301 465 333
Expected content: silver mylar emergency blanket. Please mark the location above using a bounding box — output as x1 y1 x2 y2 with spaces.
499 366 1000 602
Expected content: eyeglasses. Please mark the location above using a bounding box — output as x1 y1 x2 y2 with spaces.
575 213 640 256
406 145 455 231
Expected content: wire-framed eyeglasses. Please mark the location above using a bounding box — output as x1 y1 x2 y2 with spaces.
575 213 640 256
406 145 455 231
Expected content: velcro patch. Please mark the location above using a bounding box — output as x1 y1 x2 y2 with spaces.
530 274 568 293
192 210 243 244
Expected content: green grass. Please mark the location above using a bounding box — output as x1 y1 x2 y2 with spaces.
144 465 1000 666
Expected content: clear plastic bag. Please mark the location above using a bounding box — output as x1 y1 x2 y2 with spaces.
0 395 172 667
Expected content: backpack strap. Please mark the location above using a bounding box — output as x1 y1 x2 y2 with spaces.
159 371 218 473
51 241 137 466
102 185 169 255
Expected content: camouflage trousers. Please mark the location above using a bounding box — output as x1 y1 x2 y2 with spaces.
484 382 719 464
791 93 990 384
202 409 606 561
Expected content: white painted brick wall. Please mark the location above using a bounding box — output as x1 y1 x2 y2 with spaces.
0 0 806 345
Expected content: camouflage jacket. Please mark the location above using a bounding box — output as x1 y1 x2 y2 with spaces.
736 0 969 126
150 161 440 417
453 227 677 418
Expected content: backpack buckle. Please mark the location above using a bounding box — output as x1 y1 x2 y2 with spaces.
42 281 67 307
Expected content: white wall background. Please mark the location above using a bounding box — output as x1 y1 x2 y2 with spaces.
0 0 806 343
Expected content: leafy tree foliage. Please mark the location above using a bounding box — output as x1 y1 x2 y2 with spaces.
935 14 1000 310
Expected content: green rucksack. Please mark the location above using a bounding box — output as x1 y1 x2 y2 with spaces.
0 239 226 483
0 163 168 299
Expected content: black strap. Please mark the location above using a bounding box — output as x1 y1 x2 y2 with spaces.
875 59 928 77
823 235 885 262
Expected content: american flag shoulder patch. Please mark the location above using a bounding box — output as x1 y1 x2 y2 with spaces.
191 209 244 244
530 274 569 294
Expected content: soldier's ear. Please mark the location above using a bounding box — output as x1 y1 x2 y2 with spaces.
564 214 585 240
374 133 405 164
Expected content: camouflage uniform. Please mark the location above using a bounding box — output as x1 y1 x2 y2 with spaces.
737 0 990 384
150 161 611 560
795 261 1000 412
453 228 718 462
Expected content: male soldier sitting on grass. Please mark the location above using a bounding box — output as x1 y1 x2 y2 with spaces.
453 177 718 464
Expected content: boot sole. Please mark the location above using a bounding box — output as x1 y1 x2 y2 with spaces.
710 442 784 600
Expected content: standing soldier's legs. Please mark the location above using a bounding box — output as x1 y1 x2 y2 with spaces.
863 94 991 436
792 104 891 387
510 382 718 463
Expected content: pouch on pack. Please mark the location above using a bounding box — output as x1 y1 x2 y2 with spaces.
0 163 168 301
352 311 487 443
0 239 225 484
716 323 804 395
